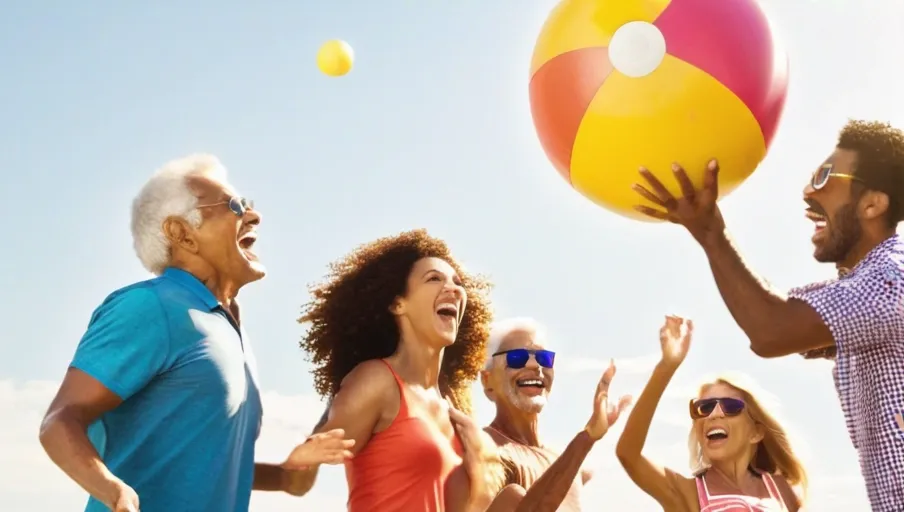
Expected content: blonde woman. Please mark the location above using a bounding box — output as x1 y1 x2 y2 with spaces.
615 316 807 511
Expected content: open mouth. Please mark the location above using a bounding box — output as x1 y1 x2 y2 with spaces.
805 209 827 235
705 427 728 443
434 301 460 328
516 378 545 389
238 231 258 260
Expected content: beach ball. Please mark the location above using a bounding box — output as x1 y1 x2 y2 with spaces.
317 40 354 77
529 0 789 221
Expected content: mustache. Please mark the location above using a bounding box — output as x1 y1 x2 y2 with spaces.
805 198 826 216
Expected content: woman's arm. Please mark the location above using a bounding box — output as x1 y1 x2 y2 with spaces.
282 360 394 496
615 316 693 510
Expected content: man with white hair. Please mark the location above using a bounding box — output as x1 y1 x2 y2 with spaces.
39 155 353 512
480 318 632 511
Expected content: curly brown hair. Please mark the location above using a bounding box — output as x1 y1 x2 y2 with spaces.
299 229 493 415
838 119 904 226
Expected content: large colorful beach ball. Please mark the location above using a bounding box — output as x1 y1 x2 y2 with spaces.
529 0 789 221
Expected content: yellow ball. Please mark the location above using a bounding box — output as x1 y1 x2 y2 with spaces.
317 40 354 77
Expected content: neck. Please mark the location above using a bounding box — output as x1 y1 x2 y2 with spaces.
169 259 241 307
391 333 444 390
840 229 895 269
709 458 755 487
490 405 541 447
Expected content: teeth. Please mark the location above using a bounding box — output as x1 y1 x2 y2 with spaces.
706 428 727 437
518 379 543 386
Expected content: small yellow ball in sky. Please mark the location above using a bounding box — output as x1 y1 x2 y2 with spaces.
316 40 354 77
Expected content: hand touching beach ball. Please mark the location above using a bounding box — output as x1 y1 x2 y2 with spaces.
529 0 789 221
317 40 354 77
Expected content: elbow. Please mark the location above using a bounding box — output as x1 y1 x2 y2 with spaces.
748 338 785 359
614 442 636 466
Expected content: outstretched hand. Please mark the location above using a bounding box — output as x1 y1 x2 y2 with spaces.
660 315 693 367
282 428 355 470
585 361 633 440
632 160 725 245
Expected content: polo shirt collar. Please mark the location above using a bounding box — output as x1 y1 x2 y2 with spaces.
162 267 220 310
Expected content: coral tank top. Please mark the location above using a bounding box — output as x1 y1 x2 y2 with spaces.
345 359 464 512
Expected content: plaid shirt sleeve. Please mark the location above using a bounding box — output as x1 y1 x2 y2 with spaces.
788 264 899 355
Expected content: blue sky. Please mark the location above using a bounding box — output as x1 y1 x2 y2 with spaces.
1 0 901 510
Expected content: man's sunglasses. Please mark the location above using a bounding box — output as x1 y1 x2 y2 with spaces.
492 348 555 369
689 397 746 420
811 163 862 191
197 196 255 216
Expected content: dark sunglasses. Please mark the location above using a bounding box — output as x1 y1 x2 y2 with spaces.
493 348 555 369
197 196 255 216
689 397 746 420
811 164 862 191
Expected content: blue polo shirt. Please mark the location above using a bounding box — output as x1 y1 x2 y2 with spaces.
71 268 263 512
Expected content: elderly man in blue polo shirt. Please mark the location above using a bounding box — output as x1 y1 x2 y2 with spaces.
39 154 353 512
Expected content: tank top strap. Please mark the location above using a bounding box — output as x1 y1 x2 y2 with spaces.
377 359 410 418
760 473 787 507
695 475 710 508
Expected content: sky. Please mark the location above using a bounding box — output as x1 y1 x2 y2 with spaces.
1 0 902 510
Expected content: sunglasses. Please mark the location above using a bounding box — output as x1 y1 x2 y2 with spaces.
811 164 862 190
493 348 556 369
689 397 746 420
197 196 255 216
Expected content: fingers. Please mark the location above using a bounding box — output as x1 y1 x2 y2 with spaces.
895 412 904 432
631 183 667 207
320 428 345 438
598 360 616 392
632 205 671 221
637 168 677 208
704 159 720 197
607 394 635 426
617 395 634 413
448 406 470 424
671 163 697 201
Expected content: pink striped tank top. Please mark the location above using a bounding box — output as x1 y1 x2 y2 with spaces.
696 471 788 512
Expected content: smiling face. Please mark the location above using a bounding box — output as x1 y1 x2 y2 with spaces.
483 328 554 414
693 382 763 465
803 148 866 264
166 172 265 288
391 257 466 348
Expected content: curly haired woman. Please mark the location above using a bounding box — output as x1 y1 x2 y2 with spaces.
285 229 520 511
616 316 808 512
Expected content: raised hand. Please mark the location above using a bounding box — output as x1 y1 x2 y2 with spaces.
632 160 726 245
585 360 633 440
282 428 355 470
660 315 693 367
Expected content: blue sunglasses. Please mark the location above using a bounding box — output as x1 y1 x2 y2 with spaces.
493 348 555 369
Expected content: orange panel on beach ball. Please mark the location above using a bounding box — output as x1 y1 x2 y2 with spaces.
529 0 789 221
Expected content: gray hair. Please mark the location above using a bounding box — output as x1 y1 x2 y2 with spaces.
130 154 227 275
483 317 547 369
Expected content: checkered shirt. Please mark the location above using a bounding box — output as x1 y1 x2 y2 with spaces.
788 234 904 511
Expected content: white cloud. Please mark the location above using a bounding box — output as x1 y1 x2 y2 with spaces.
0 379 869 511
559 352 661 375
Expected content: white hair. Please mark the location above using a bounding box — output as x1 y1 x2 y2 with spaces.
130 153 228 275
484 317 548 369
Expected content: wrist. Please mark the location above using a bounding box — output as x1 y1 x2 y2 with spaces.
697 225 729 252
656 359 682 373
582 424 604 442
96 475 127 509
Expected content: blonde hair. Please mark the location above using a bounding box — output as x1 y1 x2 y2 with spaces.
686 373 808 500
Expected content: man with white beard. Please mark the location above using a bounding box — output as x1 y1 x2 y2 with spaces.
480 318 631 511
